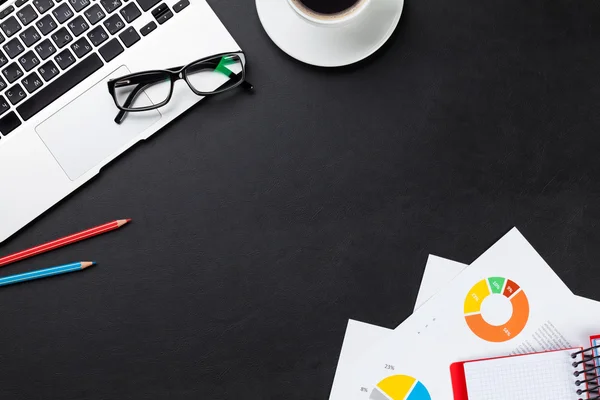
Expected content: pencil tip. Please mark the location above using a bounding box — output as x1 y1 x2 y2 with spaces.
117 219 132 227
81 261 96 269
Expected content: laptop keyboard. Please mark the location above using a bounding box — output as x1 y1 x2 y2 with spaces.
0 0 189 142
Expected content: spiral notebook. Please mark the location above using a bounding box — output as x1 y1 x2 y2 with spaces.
451 340 600 400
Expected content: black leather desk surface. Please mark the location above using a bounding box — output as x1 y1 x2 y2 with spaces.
1 0 599 398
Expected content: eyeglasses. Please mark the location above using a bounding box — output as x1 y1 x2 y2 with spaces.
107 51 253 124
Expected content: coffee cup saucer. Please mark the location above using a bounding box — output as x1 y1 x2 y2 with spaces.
256 0 404 67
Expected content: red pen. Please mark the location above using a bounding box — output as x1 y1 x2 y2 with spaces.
0 219 131 267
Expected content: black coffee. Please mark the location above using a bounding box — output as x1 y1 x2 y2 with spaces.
296 0 362 15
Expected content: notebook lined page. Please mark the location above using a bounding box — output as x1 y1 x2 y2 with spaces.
463 349 583 400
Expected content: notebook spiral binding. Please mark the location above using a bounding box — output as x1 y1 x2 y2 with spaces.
572 345 600 400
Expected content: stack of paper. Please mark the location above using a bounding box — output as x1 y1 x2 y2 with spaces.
328 228 600 400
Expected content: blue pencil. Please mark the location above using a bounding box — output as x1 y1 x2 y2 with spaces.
0 261 95 287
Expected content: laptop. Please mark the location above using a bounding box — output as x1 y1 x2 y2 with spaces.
0 0 241 243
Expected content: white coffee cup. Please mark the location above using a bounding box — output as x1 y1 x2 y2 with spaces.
256 0 404 67
287 0 371 26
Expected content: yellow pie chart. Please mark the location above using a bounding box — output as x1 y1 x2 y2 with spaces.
369 375 431 400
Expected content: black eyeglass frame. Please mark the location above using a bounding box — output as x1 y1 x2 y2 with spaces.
106 51 251 122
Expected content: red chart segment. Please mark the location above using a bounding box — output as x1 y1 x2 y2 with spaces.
503 279 520 298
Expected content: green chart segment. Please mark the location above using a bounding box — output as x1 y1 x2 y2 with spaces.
488 277 506 294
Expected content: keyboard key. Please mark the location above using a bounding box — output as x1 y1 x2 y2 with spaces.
18 50 39 71
156 10 172 24
140 21 155 36
0 50 8 67
0 95 9 116
16 0 29 8
19 26 41 46
118 26 138 48
36 14 57 35
21 71 43 93
6 83 26 105
2 62 23 82
119 2 140 23
100 0 121 13
70 36 91 58
0 111 21 135
38 59 58 81
0 6 15 20
3 37 25 58
16 5 37 26
0 76 7 91
0 33 5 45
1 16 22 37
87 25 107 46
151 2 167 17
34 38 55 59
68 0 90 12
67 15 88 36
103 13 123 34
135 0 158 11
52 3 73 24
51 27 72 48
98 37 121 62
84 4 105 25
17 53 102 120
173 0 188 13
54 48 74 69
33 0 54 14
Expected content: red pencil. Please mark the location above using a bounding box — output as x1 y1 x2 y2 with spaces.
0 219 131 267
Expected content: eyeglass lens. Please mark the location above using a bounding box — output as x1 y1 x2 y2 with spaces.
113 71 173 111
185 54 243 94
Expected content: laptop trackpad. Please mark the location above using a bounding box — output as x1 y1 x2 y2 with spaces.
36 66 161 181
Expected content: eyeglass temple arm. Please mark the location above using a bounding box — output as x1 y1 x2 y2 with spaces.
115 62 253 124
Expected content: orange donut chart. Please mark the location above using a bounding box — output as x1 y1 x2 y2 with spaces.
463 277 530 343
